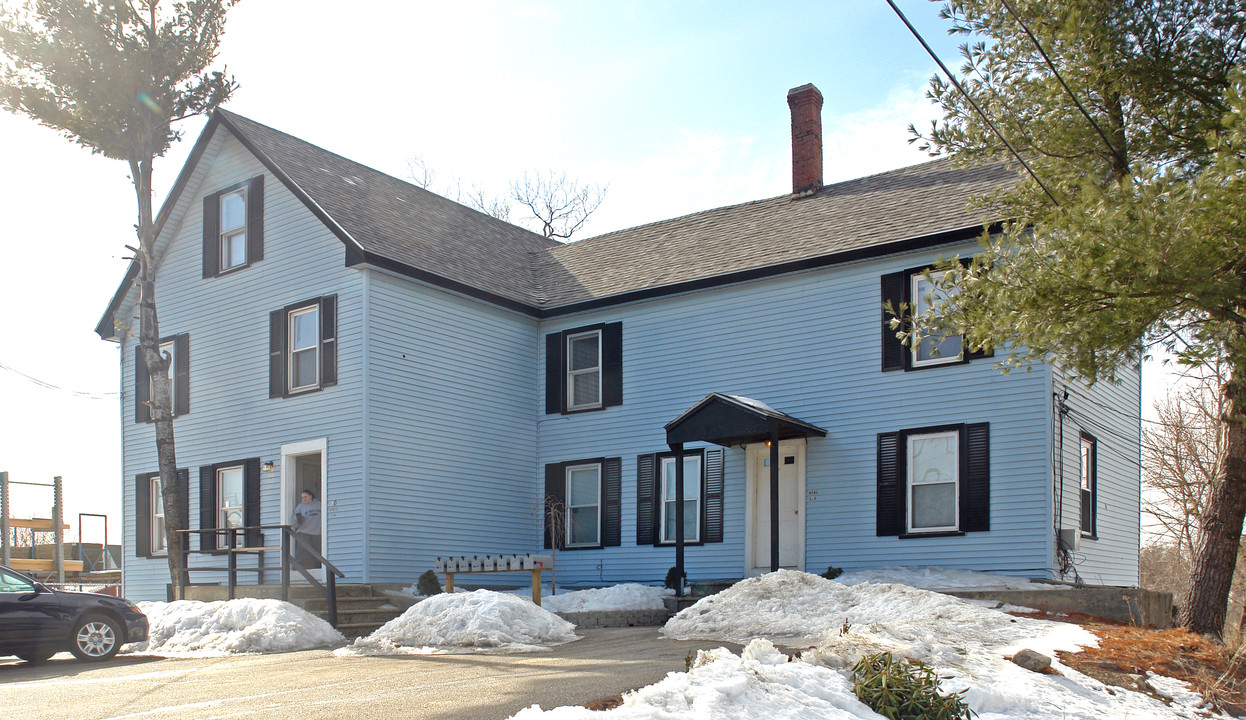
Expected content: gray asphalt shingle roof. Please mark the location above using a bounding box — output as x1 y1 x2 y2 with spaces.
221 110 1014 312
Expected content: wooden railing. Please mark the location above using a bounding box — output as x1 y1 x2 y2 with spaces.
175 525 345 626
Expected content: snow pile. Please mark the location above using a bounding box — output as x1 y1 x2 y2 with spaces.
541 584 671 613
837 566 1054 591
515 573 1211 719
662 569 1075 667
124 599 344 655
511 638 1212 720
512 639 880 719
339 589 577 655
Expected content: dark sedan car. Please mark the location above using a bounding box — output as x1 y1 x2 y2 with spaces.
0 564 148 663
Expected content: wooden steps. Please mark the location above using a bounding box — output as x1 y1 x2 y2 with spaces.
182 583 405 639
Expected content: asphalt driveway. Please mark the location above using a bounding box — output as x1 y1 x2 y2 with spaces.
0 627 742 720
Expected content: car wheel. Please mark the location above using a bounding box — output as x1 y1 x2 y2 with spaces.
16 649 54 664
70 614 122 661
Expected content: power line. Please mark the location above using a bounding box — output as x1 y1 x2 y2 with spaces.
0 360 119 399
998 0 1130 173
883 0 1061 205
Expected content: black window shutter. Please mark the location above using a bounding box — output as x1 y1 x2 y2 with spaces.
543 463 566 549
636 454 657 545
961 423 991 532
176 468 189 537
880 271 907 372
135 474 152 558
246 175 264 263
602 322 623 407
199 465 217 551
134 345 151 423
602 458 622 547
876 432 904 536
320 295 338 387
703 448 725 543
173 334 190 417
544 332 562 414
202 193 220 278
269 309 286 398
244 458 262 547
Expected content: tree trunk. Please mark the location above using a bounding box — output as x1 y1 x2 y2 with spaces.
130 155 186 599
1180 357 1246 638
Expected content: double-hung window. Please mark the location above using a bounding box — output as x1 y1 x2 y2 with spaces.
910 271 963 367
544 323 623 414
660 454 702 543
219 190 247 271
203 176 263 277
288 305 320 392
270 296 337 398
907 430 959 532
565 463 602 548
151 478 166 555
876 423 990 537
1080 433 1097 537
151 339 176 412
566 330 602 410
217 466 245 531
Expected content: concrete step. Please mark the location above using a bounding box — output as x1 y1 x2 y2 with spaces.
299 595 392 613
335 620 396 640
314 606 403 627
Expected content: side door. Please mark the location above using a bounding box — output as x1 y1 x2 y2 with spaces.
0 568 63 652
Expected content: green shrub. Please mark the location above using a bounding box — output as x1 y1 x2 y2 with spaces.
416 569 443 596
821 566 843 580
851 652 973 720
664 566 686 591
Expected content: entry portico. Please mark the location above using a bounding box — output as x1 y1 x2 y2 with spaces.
663 393 826 592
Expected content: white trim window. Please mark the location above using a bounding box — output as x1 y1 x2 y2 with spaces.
565 330 602 410
288 305 320 392
660 454 702 543
565 463 601 547
907 430 959 532
219 189 247 270
151 478 167 555
149 339 176 411
1080 434 1097 536
217 466 245 530
911 271 963 367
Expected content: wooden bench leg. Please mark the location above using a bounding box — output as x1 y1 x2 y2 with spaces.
532 569 541 606
445 572 454 593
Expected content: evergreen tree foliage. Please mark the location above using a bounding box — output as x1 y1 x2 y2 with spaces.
906 0 1246 636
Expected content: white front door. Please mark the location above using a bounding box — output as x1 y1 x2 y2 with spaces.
280 438 327 581
746 440 805 575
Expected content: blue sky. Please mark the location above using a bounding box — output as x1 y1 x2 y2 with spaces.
0 2 1150 536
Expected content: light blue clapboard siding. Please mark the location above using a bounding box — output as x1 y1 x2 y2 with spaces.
362 269 539 585
119 128 366 600
538 241 1056 586
1052 364 1142 586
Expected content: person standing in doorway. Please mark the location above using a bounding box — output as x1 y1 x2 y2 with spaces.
293 489 322 570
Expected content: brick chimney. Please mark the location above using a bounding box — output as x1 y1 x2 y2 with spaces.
787 83 824 195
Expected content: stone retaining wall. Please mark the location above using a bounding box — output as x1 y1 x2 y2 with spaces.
946 587 1174 628
556 609 672 628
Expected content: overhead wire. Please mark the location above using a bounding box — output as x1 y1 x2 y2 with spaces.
0 360 119 399
882 0 1061 205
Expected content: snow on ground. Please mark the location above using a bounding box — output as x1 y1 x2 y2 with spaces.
836 566 1056 590
123 599 344 656
512 571 1214 719
338 589 578 655
539 584 671 613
